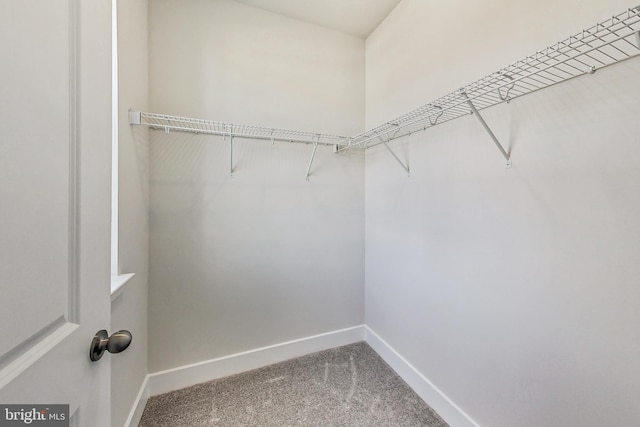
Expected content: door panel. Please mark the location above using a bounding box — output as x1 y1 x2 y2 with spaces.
0 1 112 425
0 0 72 361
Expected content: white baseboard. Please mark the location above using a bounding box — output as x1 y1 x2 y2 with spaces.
364 326 480 427
146 325 365 398
123 375 149 427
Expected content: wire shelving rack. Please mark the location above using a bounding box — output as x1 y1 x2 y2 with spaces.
348 5 640 151
129 111 349 147
130 6 640 173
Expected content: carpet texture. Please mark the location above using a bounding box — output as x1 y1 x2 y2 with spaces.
139 342 449 427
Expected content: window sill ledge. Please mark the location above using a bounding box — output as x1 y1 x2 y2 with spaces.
111 273 135 302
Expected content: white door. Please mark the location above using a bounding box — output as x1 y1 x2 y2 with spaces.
0 1 113 426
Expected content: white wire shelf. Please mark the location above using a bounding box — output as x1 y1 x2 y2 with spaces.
129 111 350 147
131 5 640 155
350 5 640 149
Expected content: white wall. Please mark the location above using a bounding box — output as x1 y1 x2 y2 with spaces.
148 0 365 373
110 1 149 426
365 1 640 426
149 0 364 135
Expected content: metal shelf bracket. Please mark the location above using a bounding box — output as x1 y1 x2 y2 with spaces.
306 135 320 181
229 134 234 176
461 92 512 169
377 129 410 176
383 141 411 176
223 125 234 176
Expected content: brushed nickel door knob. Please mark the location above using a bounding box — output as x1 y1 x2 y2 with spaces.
89 329 132 361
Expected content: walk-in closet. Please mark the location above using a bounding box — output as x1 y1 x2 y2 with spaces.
2 1 639 426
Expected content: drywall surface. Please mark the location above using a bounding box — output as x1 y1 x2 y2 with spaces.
148 0 365 373
149 0 364 135
365 1 640 426
110 1 149 426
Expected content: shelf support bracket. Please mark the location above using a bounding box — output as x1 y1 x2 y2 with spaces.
377 133 410 177
227 125 234 176
230 135 234 176
306 136 320 181
383 142 410 176
461 92 512 168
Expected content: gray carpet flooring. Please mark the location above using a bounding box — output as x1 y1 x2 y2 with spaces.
138 342 448 427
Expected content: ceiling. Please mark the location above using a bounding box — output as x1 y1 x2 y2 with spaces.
233 0 403 38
